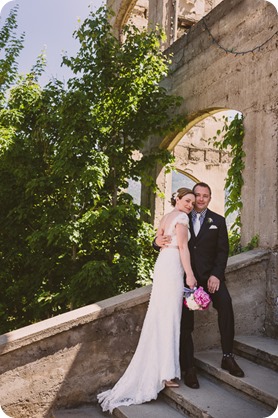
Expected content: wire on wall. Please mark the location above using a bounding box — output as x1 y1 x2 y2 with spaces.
202 18 278 56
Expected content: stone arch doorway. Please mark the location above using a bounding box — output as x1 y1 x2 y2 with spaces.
154 109 241 230
110 0 277 248
150 0 277 248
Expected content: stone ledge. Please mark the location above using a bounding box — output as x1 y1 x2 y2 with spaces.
226 248 270 273
0 247 272 418
0 285 151 355
0 248 270 355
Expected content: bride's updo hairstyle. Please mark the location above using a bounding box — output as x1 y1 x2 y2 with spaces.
171 187 194 207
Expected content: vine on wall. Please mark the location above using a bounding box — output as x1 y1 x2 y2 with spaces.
210 113 258 255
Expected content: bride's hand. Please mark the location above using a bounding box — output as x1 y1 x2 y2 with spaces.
186 274 197 289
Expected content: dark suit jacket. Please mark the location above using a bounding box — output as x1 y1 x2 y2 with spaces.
188 208 229 283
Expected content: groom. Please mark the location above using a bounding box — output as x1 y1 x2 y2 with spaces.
154 182 244 389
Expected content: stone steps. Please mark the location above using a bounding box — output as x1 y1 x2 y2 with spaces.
162 374 274 418
233 335 278 372
53 335 278 418
114 398 187 418
52 405 107 417
194 350 277 409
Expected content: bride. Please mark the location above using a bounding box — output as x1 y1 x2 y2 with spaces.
97 187 197 413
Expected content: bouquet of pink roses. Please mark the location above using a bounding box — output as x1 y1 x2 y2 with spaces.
184 286 211 311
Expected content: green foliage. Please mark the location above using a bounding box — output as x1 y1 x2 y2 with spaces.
210 113 259 255
0 6 25 98
0 7 183 332
211 113 245 227
228 231 259 256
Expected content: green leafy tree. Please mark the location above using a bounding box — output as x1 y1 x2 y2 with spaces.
0 7 183 332
0 6 25 96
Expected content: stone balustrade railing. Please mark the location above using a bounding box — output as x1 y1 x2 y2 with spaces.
0 249 272 418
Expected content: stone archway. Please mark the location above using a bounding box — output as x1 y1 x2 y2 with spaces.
144 0 278 248
173 111 235 213
152 109 239 227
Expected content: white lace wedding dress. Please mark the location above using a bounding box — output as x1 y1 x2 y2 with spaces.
97 212 190 413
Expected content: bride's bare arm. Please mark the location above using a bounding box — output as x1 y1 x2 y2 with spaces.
176 223 196 289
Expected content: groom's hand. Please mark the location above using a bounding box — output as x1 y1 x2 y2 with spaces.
155 234 172 248
207 275 220 293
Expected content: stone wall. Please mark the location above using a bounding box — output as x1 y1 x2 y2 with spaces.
125 0 224 46
108 0 278 249
157 0 278 249
108 0 278 333
265 251 278 336
0 249 271 418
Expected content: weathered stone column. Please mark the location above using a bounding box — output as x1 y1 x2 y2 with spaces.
241 107 278 248
148 0 178 48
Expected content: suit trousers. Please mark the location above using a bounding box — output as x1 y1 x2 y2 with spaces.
180 280 235 371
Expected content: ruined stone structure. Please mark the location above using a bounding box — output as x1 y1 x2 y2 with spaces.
109 0 278 249
155 112 233 222
108 0 278 337
109 0 224 46
110 0 233 220
125 0 278 331
0 1 277 416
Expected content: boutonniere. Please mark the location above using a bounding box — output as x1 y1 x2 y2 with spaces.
207 218 213 224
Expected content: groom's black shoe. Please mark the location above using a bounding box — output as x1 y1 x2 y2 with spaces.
221 355 245 377
184 367 200 389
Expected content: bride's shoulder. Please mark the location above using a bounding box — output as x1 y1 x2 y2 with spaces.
174 212 189 225
160 211 189 230
159 210 177 228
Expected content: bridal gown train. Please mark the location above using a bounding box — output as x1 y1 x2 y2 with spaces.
97 212 190 413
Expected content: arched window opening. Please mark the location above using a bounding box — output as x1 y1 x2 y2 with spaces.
172 170 198 191
161 109 242 231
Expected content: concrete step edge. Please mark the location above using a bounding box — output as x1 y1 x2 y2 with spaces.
234 335 278 372
195 350 278 409
113 398 188 418
52 404 108 417
161 388 213 418
162 375 274 418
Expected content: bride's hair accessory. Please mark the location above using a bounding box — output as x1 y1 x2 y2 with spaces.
170 187 194 207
